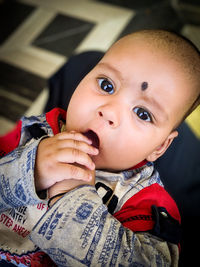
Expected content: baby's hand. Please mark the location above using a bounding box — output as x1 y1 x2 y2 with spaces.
48 169 95 200
34 131 98 191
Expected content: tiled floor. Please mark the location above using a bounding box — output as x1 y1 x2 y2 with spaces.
0 0 200 136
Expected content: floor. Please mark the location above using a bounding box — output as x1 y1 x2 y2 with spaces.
0 0 200 136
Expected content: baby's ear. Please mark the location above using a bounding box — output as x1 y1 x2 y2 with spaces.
146 130 178 162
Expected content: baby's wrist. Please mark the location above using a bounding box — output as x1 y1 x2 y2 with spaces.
48 186 68 199
48 192 67 207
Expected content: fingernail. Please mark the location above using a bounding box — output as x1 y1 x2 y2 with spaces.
93 148 99 154
87 139 92 144
90 162 95 170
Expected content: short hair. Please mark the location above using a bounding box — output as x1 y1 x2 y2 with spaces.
128 30 200 125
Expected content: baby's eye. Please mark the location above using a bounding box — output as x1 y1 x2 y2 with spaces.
98 78 114 94
133 107 152 122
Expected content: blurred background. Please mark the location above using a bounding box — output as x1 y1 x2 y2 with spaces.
0 0 200 266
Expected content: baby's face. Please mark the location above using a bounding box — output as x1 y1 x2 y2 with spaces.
66 37 192 170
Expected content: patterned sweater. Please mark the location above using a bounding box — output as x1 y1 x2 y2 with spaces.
0 108 181 266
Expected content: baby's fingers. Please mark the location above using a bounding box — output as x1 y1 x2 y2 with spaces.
57 131 92 145
57 139 98 156
58 148 95 171
57 163 93 182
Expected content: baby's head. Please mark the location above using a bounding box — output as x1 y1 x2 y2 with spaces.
66 30 200 171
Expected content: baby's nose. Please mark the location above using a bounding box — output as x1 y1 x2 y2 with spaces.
98 111 114 125
97 106 120 128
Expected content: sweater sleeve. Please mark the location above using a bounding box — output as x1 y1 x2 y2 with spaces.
0 137 47 212
0 112 57 212
30 186 179 267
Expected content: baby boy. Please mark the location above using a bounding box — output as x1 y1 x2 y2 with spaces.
0 30 200 266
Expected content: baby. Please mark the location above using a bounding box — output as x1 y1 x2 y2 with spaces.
0 30 200 266
36 29 200 200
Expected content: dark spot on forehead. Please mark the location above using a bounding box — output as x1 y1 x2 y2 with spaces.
141 82 148 91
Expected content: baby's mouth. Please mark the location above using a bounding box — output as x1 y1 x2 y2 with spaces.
83 130 100 149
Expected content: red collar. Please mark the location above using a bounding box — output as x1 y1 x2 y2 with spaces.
129 160 148 170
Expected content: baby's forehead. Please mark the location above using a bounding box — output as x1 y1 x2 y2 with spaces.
103 31 200 124
106 36 173 64
104 33 199 85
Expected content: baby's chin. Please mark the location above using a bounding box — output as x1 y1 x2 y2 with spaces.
93 156 131 172
94 155 146 171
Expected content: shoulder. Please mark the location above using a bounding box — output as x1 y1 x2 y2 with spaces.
114 182 181 245
0 108 66 157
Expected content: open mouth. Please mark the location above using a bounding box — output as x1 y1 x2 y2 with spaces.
83 130 100 149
